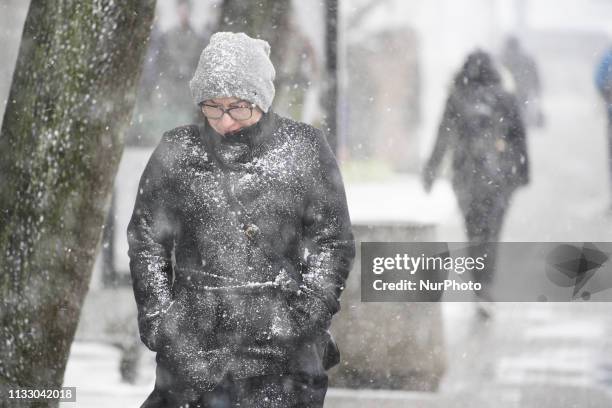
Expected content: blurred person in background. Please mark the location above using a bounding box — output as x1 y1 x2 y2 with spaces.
500 36 544 128
595 45 612 209
127 0 205 147
422 50 529 317
128 32 354 407
155 0 204 126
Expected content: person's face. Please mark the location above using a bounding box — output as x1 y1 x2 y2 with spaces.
201 97 263 136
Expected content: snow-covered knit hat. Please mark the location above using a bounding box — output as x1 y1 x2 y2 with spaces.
189 32 276 112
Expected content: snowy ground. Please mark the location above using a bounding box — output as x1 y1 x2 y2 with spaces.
61 342 154 408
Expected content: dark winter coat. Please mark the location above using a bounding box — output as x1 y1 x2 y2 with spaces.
127 112 355 395
424 51 529 211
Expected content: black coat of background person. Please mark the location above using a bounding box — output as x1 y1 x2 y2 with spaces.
127 111 355 400
423 50 529 291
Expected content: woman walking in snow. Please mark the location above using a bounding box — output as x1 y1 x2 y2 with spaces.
128 32 355 407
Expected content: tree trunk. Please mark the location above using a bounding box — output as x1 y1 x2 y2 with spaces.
0 1 156 405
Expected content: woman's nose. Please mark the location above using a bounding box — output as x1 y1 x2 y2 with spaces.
220 112 236 127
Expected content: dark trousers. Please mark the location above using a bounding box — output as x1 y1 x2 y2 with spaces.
459 192 511 299
141 372 328 408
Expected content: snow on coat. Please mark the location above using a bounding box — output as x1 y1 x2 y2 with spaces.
127 111 355 393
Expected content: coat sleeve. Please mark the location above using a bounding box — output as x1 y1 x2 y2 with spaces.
505 94 529 186
595 51 612 99
127 142 176 351
300 131 355 323
423 95 458 187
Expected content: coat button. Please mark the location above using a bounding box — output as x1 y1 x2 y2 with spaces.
244 223 260 240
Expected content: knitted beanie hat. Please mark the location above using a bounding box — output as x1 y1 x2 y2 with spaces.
189 32 276 112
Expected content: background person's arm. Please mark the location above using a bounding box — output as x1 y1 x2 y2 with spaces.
505 94 529 187
423 95 458 192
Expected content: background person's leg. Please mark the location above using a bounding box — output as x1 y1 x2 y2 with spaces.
463 193 510 304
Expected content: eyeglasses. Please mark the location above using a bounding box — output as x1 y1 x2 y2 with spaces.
200 103 255 121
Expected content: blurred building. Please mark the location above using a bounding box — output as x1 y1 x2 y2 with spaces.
343 27 421 171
